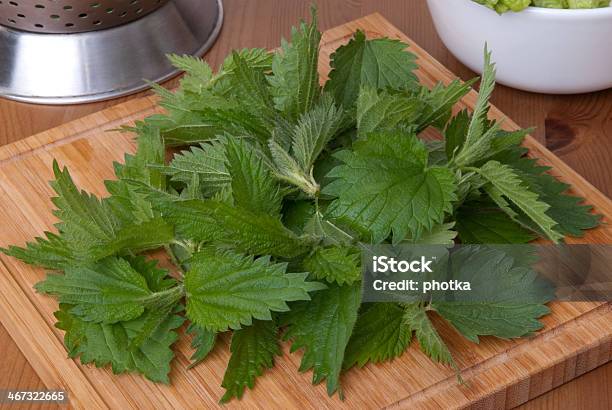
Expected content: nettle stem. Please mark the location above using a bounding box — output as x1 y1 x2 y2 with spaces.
144 283 185 309
301 177 320 198
283 169 320 198
461 166 480 174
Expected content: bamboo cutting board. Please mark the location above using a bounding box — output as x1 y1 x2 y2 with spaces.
0 14 611 410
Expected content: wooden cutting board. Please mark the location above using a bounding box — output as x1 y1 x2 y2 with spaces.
0 13 611 410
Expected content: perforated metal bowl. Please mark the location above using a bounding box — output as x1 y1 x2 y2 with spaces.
0 0 169 34
0 0 223 104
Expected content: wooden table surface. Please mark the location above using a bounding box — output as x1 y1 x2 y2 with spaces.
0 1 610 409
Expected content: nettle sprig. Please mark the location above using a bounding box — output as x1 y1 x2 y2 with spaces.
2 9 600 402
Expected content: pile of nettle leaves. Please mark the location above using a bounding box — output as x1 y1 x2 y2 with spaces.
2 10 600 403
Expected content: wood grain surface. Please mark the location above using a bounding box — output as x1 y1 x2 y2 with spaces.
0 1 610 409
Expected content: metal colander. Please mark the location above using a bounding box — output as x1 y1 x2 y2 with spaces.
0 0 224 104
0 0 170 34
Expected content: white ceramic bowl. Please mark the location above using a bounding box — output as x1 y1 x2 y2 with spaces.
427 0 612 94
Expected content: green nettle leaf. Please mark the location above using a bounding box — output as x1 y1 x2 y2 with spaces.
157 199 313 258
230 51 277 131
142 112 218 147
537 190 599 237
425 140 448 166
58 307 132 373
221 320 281 402
185 249 324 332
478 161 564 243
487 128 533 161
54 305 87 358
324 131 457 243
50 161 125 251
456 203 535 244
152 49 274 145
231 51 275 107
119 255 178 292
402 303 454 366
123 306 185 383
3 161 174 269
282 199 316 234
303 211 356 247
270 115 296 151
110 123 167 218
486 184 518 219
415 79 476 132
343 303 412 369
167 54 214 94
55 304 184 383
445 110 531 167
154 80 273 145
445 109 470 159
456 49 496 158
453 49 504 167
157 140 230 197
36 257 181 324
283 282 361 396
268 139 320 198
221 48 274 74
325 30 419 108
409 222 458 245
508 157 601 237
225 138 283 217
166 49 272 101
187 323 217 368
105 178 156 224
198 106 274 145
302 246 361 285
114 124 166 189
291 94 346 173
100 217 175 257
269 8 321 119
433 246 553 342
356 87 423 136
1 232 75 271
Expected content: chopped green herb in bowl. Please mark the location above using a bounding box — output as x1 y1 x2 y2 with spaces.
474 0 610 13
